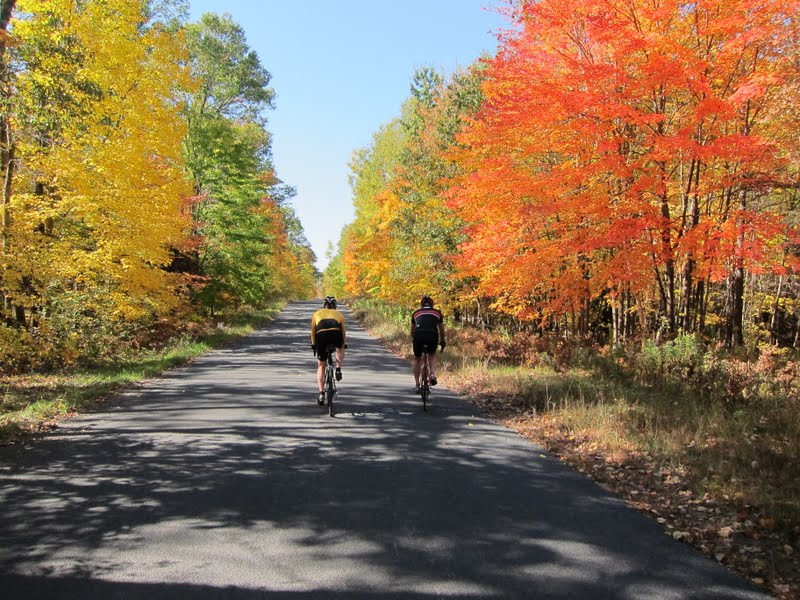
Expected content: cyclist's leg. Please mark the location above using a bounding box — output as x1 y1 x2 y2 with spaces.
421 335 438 385
411 336 423 386
334 332 345 379
329 344 342 381
317 359 325 392
315 332 333 393
415 334 436 385
335 331 345 368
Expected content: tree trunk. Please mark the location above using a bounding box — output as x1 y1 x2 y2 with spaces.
696 278 707 333
728 190 747 348
680 163 701 333
769 275 783 345
794 308 800 349
0 0 18 325
681 258 694 332
1 0 17 236
659 178 676 336
631 291 646 346
654 87 675 338
661 209 676 336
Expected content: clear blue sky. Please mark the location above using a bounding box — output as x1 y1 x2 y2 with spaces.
186 0 508 271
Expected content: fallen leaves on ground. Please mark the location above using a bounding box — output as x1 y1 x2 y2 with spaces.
455 382 800 600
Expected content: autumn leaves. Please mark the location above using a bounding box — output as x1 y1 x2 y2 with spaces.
335 0 800 347
0 2 315 370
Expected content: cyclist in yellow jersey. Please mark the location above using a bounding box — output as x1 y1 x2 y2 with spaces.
311 296 347 405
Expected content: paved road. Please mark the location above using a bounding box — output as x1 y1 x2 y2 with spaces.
0 301 770 599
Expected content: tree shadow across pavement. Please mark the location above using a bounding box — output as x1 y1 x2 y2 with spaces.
0 302 770 599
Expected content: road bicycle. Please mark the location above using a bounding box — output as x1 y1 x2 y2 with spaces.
322 344 337 417
419 344 432 412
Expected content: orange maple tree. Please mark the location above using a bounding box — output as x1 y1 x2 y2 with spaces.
449 0 800 343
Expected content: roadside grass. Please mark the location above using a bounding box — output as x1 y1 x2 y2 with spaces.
0 305 283 444
350 297 800 530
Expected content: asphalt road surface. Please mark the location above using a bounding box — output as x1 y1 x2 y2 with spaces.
0 301 771 599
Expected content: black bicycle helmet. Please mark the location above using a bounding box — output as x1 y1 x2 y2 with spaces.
323 296 337 309
421 295 434 307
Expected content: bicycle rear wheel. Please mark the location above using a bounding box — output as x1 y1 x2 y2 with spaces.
324 369 335 416
328 380 335 417
324 349 336 417
420 355 429 411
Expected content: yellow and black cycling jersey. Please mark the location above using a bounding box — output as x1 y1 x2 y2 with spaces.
310 308 346 347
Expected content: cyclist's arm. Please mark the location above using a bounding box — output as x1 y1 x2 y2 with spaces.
340 315 347 343
310 315 316 346
438 322 446 342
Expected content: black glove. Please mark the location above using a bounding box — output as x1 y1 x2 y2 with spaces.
344 344 348 349
440 341 446 352
311 345 316 354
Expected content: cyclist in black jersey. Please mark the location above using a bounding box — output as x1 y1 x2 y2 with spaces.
410 295 446 394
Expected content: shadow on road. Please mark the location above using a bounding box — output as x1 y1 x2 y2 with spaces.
0 301 766 599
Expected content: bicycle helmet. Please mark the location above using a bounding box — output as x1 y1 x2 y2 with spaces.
421 295 434 307
323 296 337 309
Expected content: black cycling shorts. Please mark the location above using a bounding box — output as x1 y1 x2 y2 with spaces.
412 332 438 358
316 330 343 361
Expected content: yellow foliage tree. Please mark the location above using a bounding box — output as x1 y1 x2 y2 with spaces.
9 0 194 324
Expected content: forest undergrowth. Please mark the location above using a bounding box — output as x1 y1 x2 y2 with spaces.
350 298 800 600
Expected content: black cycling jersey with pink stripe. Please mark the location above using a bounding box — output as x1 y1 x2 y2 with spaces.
411 306 443 334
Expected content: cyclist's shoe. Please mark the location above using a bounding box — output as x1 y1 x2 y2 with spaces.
414 384 421 394
317 392 325 405
430 375 438 386
335 367 342 381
